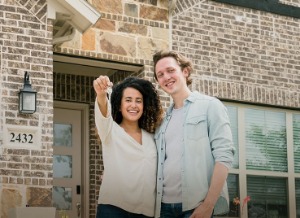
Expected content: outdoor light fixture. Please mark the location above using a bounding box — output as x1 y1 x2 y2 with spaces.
19 71 37 114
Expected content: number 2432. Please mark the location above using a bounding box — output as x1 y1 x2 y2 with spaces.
10 133 33 143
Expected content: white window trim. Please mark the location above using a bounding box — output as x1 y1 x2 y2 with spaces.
224 102 300 217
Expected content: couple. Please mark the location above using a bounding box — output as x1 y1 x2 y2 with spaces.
93 50 235 218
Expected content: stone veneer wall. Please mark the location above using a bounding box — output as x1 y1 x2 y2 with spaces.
171 0 300 108
0 0 53 217
54 0 170 85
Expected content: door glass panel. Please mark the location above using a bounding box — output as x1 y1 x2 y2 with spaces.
53 186 72 210
54 123 72 147
53 155 72 178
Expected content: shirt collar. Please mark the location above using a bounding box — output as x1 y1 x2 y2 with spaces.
166 91 199 116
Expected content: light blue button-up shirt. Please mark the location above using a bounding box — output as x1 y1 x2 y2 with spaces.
154 91 235 218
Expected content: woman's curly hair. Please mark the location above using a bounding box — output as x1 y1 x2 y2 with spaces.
110 77 163 133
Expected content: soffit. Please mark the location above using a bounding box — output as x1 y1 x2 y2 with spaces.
47 0 101 43
53 54 144 78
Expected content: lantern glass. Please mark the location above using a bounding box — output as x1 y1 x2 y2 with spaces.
19 71 37 114
19 91 36 114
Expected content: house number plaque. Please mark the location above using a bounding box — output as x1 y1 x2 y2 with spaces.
5 125 40 148
10 132 34 144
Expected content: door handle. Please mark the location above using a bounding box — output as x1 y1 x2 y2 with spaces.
76 202 81 217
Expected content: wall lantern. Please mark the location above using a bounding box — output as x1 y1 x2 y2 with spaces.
19 71 37 114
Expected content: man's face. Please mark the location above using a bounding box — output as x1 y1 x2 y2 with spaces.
155 57 188 96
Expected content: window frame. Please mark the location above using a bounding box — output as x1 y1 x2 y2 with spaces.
223 102 300 217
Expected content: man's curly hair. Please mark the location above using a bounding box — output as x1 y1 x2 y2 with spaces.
110 77 163 133
153 50 193 86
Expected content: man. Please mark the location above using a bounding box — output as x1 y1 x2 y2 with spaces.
153 50 235 218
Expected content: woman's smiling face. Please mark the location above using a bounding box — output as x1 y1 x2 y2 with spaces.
120 87 144 123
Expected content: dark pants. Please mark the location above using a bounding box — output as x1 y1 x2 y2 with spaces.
96 204 153 218
160 203 213 218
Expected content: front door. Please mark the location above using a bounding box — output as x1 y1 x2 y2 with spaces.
53 107 82 218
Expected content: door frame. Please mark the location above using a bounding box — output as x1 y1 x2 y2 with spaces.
54 101 90 218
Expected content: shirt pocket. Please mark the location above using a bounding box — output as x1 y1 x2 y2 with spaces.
186 115 207 140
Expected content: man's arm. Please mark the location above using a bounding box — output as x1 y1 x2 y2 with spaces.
190 162 229 218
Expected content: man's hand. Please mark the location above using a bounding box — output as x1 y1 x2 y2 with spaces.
189 202 214 218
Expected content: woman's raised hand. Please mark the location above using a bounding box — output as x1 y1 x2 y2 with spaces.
93 75 113 97
93 76 113 115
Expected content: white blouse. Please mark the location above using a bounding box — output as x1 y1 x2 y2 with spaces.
95 100 157 217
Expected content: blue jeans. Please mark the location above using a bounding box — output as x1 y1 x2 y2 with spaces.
160 203 194 218
96 204 153 218
160 203 213 218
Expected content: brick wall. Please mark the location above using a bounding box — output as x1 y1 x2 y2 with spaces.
0 0 52 217
171 0 300 108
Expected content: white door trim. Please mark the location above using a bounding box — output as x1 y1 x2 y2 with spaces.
54 101 90 218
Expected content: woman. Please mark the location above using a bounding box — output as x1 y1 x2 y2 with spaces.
93 76 163 218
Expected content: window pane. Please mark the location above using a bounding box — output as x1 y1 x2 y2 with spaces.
218 174 240 217
245 109 287 172
247 176 288 218
53 155 72 178
226 106 239 169
294 114 300 173
54 123 72 147
296 179 300 217
52 186 72 210
228 174 240 217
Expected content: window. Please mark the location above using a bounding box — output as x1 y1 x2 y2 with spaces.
245 109 287 172
294 114 300 173
295 179 300 217
223 103 300 217
226 174 240 217
247 176 287 217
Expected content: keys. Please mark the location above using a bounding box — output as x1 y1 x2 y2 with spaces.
107 86 112 99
